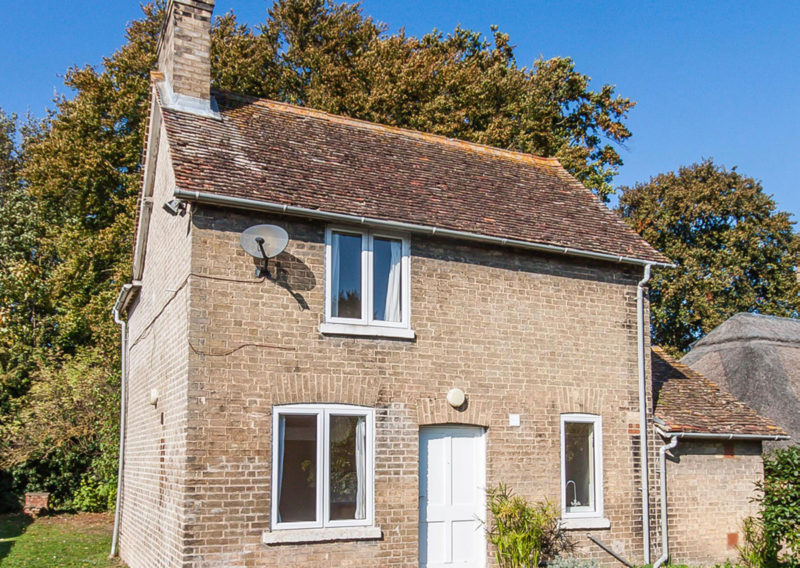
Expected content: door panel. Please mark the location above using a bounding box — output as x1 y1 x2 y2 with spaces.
419 426 486 568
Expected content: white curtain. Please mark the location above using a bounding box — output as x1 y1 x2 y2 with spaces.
276 416 286 522
331 233 341 316
383 240 402 322
354 417 366 520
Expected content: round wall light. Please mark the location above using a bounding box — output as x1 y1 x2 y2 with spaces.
446 388 466 408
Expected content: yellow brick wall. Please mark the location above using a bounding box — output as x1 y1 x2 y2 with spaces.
665 440 763 566
120 119 193 568
176 208 655 567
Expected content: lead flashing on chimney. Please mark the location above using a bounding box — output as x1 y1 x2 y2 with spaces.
156 80 221 120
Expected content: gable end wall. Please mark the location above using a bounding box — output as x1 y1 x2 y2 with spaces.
120 119 193 568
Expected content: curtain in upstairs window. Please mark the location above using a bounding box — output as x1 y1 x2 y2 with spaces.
276 415 285 522
374 238 402 322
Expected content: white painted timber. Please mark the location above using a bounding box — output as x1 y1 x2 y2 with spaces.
419 426 486 568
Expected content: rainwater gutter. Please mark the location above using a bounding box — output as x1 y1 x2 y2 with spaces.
173 190 675 269
654 427 790 442
109 282 141 558
636 263 653 564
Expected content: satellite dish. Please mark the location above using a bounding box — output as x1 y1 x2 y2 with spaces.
240 224 288 277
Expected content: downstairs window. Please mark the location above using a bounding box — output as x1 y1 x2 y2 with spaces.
272 405 374 530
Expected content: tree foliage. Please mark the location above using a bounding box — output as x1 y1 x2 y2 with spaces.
213 0 634 198
742 446 800 566
0 5 162 506
618 159 800 354
0 0 634 507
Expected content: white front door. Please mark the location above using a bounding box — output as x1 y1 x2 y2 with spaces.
419 426 486 568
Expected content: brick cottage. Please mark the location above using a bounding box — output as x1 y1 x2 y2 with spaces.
110 1 787 566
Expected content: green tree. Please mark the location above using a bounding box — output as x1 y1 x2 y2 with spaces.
618 159 800 354
0 111 49 427
0 5 162 506
1 0 636 507
213 0 634 199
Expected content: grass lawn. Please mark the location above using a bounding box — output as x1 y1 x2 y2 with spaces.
0 512 125 567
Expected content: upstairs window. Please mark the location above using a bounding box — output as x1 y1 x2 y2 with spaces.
560 414 604 519
321 228 412 338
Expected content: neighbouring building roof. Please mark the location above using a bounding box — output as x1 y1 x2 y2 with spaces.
651 346 787 438
158 89 669 265
681 312 800 442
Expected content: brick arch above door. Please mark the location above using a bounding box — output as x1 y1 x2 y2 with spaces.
416 396 491 428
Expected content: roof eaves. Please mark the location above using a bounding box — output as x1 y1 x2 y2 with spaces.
655 425 790 441
174 188 675 268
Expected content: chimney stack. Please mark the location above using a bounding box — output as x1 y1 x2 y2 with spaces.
155 0 218 117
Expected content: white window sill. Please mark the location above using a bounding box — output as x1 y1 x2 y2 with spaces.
559 517 611 530
262 526 383 545
319 322 415 340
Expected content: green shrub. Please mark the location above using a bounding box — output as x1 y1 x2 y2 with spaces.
0 469 21 513
485 484 571 567
759 446 800 563
71 474 116 513
738 516 779 568
740 445 800 567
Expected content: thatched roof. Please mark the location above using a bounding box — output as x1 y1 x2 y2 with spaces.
682 313 800 443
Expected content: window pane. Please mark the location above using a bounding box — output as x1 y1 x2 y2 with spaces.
373 238 402 322
277 414 317 523
332 233 362 319
329 415 367 521
565 422 594 512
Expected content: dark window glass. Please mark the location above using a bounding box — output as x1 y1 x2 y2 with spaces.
278 414 317 522
329 415 367 520
332 233 362 318
564 422 594 512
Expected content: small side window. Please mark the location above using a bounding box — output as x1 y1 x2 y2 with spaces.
560 414 603 519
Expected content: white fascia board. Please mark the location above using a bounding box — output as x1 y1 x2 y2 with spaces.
132 90 163 283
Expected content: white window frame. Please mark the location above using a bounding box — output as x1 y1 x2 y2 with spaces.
320 227 413 339
560 413 604 521
271 404 375 531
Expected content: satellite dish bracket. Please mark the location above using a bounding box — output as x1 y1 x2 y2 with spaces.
255 237 270 278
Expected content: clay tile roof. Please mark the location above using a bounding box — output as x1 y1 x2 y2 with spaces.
651 346 787 438
159 90 669 264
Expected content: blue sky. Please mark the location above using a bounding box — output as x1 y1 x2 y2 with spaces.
1 1 798 223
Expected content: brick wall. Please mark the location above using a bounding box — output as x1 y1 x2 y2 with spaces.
173 208 655 567
120 119 193 568
665 440 763 565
